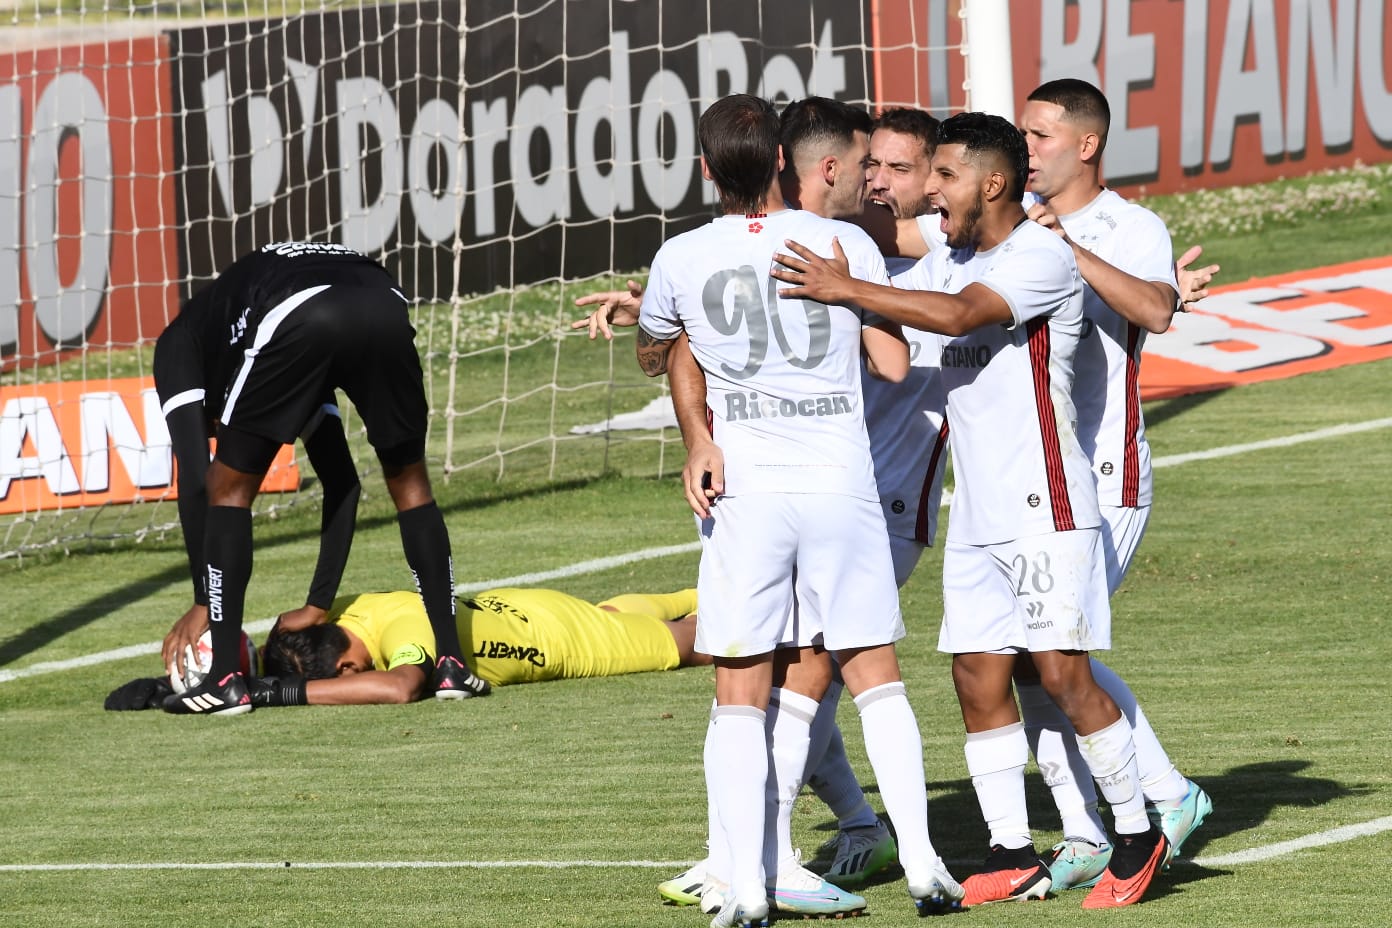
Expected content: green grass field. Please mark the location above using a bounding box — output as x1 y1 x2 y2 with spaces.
2 170 1391 926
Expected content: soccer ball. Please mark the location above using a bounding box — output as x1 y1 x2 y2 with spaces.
168 630 257 694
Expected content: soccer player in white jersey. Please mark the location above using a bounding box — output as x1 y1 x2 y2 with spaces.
635 93 963 928
805 107 952 887
576 104 954 909
773 111 1170 909
1016 77 1214 890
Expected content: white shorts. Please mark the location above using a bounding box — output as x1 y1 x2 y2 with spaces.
697 493 903 658
938 528 1112 654
1100 505 1150 594
889 533 927 589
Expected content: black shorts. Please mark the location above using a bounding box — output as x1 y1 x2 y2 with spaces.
219 284 428 454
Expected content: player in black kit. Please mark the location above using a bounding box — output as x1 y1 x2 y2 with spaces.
153 242 487 714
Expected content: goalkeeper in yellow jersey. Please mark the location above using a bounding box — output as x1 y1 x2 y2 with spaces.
106 588 706 709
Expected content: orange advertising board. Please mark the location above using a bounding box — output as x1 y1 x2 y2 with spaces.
0 377 300 516
872 0 1392 196
1141 256 1392 399
0 36 179 370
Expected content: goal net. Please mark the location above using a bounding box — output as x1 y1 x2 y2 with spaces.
0 0 980 561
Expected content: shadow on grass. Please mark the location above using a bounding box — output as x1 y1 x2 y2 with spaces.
0 474 634 668
809 758 1359 897
1144 386 1227 429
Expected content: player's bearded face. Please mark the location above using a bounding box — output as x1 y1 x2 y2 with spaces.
944 189 985 249
868 131 934 219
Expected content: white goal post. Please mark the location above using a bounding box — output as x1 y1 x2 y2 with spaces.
0 0 980 561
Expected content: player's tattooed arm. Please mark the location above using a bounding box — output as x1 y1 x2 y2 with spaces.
636 328 678 377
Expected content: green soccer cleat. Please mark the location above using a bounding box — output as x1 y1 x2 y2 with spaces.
658 861 709 906
817 819 899 889
1147 778 1213 866
1047 838 1112 890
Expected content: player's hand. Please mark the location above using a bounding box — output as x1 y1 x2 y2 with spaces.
771 238 854 304
246 675 308 708
571 280 644 339
161 604 208 673
104 676 175 711
682 439 725 519
273 604 328 636
1026 201 1069 240
1175 245 1219 309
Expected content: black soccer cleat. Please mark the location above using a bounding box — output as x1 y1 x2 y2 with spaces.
432 655 491 700
162 671 254 716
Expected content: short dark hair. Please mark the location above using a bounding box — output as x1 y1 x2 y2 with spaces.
698 94 782 215
1027 78 1111 151
934 111 1030 202
872 107 940 157
262 624 350 680
780 96 873 162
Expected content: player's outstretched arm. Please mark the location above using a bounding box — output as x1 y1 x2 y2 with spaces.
160 401 214 670
571 279 644 339
1175 244 1220 309
1028 201 1177 334
773 238 1008 335
301 409 361 617
302 664 429 705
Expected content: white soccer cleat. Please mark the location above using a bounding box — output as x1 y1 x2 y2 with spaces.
709 895 769 928
907 857 966 915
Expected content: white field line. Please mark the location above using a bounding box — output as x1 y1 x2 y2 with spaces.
1150 417 1392 468
1188 815 1392 866
2 815 1389 873
4 417 1390 686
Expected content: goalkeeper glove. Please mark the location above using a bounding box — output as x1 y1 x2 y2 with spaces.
246 675 308 708
104 676 175 711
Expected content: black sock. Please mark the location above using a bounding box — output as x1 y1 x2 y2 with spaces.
205 506 253 679
398 502 462 661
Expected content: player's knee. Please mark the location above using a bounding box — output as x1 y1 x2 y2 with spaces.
376 437 426 474
213 425 282 477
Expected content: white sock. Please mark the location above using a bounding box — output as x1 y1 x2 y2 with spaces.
1075 715 1148 835
766 688 817 879
1089 659 1187 803
707 704 768 905
808 726 880 830
964 722 1032 850
855 683 941 881
703 703 730 885
806 681 878 830
1017 682 1107 844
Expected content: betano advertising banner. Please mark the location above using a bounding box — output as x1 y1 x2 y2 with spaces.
873 0 1392 194
0 36 179 370
0 377 299 516
1142 255 1392 398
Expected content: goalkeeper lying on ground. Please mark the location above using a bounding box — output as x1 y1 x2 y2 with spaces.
107 587 707 709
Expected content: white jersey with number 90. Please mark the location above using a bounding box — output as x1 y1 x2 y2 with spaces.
639 208 890 501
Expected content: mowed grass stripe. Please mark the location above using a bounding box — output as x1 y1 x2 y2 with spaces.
4 415 1388 685
4 813 1391 871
